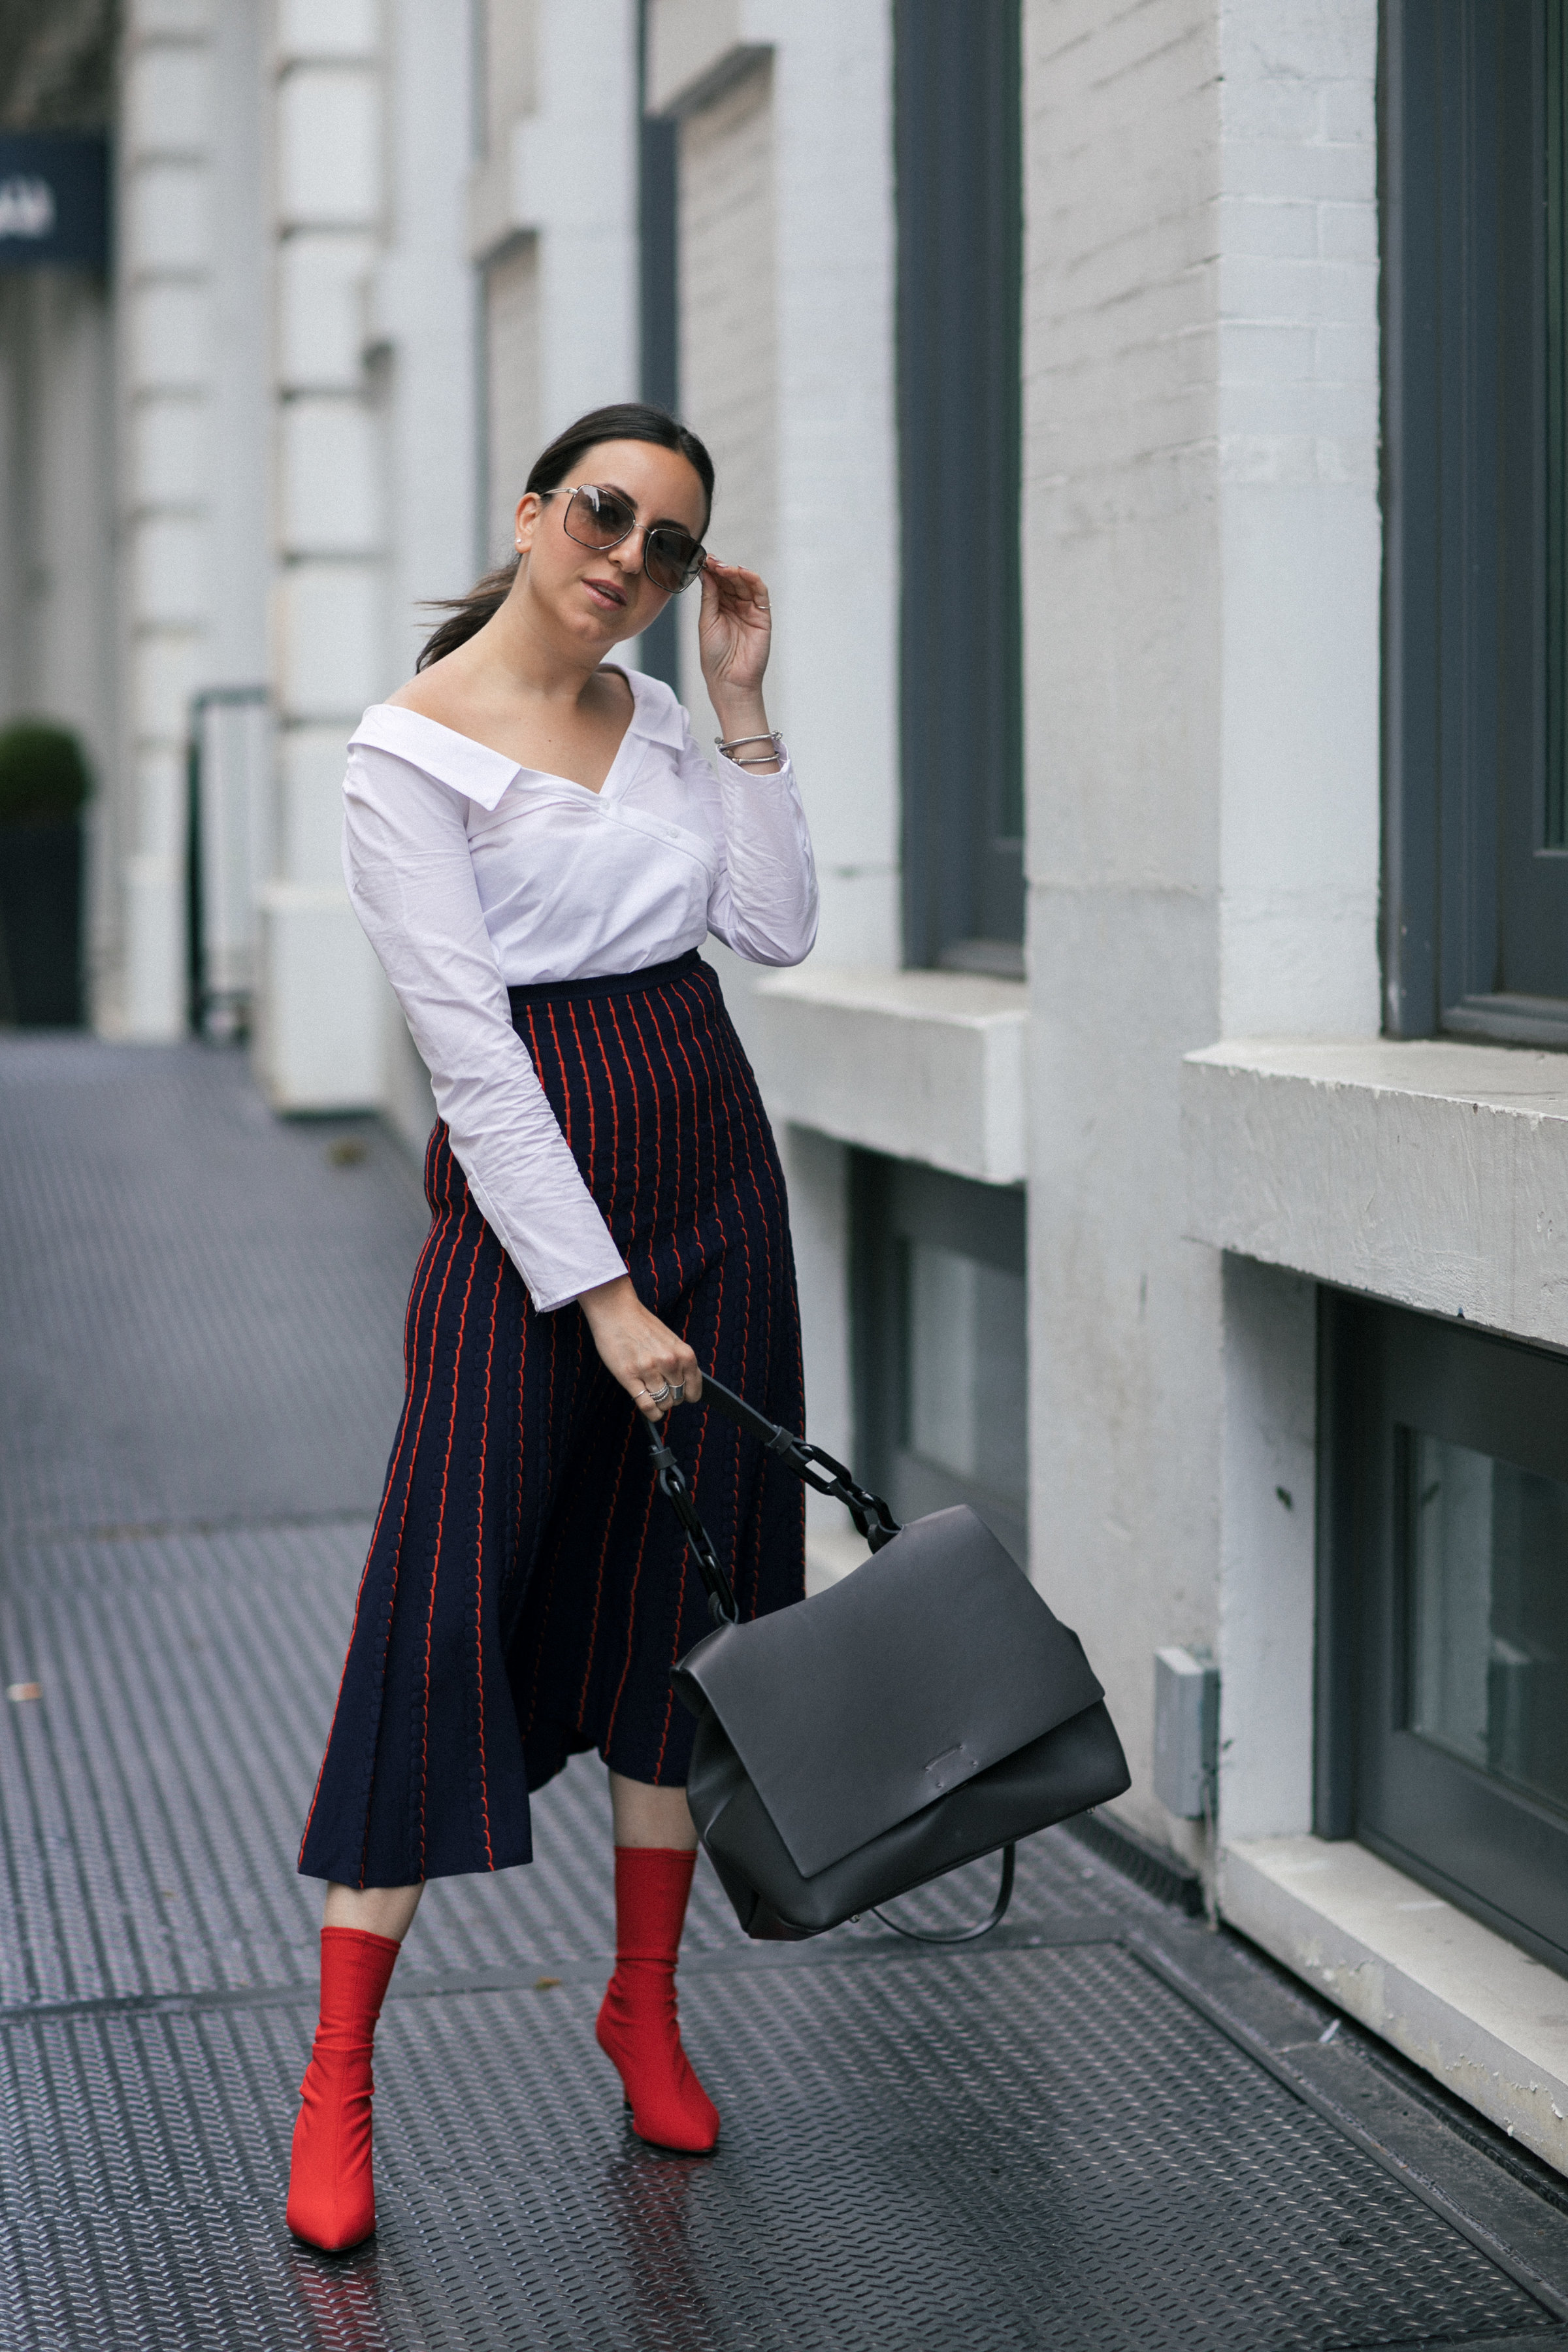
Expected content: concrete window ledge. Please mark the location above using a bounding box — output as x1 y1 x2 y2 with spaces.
1183 1036 1568 1349
749 965 1028 1185
1223 1835 1568 2172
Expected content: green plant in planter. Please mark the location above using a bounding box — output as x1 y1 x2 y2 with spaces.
0 722 92 826
0 722 91 1026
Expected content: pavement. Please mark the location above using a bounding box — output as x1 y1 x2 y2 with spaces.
5 1034 1568 2350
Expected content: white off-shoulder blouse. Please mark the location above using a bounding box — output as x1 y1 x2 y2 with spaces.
341 667 819 1313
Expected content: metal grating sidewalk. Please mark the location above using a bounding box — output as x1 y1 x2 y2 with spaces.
5 1039 1568 2350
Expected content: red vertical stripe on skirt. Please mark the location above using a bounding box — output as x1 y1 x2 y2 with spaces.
574 1400 640 1726
651 1279 711 1780
621 992 675 1282
520 1309 583 1741
472 1250 504 1871
417 1214 484 1878
600 994 642 1249
564 1000 600 1202
669 987 755 1566
357 1170 472 1886
581 1000 621 1230
642 993 689 1230
543 1005 572 1151
601 1462 660 1751
298 1134 463 1869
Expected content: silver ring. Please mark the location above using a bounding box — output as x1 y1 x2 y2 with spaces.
669 1381 686 1403
648 1380 674 1407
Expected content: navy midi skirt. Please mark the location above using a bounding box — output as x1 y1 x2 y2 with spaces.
298 950 805 1889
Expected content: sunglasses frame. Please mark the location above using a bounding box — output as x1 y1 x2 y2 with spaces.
538 483 707 595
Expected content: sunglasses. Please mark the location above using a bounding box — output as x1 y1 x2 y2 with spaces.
540 483 707 595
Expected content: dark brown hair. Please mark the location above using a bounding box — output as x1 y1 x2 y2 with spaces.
415 402 715 671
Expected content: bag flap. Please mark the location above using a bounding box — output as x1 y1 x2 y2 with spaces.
673 1505 1104 1880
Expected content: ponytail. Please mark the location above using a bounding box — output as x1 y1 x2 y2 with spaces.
414 401 713 672
415 559 519 672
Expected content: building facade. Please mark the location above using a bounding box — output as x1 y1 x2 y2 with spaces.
7 0 1568 2176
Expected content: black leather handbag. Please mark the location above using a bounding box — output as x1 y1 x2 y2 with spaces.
646 1376 1131 1943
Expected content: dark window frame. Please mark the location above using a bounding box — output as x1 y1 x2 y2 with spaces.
1382 0 1568 1043
851 1150 1028 1565
1317 1286 1568 1976
894 0 1024 973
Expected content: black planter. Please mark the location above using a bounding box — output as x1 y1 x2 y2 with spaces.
0 819 83 1027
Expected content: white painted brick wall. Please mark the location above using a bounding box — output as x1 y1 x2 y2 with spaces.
117 7 221 1037
278 235 380 391
280 399 384 555
124 43 212 147
1022 0 1380 1856
276 67 382 226
482 0 537 155
1216 0 1380 1042
125 395 203 508
677 57 778 707
485 238 542 564
276 0 380 60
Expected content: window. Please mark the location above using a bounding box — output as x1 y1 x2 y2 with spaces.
1318 1291 1568 1970
1384 1 1568 1041
851 1153 1028 1563
894 0 1024 973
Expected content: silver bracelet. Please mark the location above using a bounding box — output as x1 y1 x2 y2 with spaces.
715 731 785 767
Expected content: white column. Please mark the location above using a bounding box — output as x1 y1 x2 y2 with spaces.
118 0 220 1039
374 0 475 1143
114 0 270 1043
255 0 389 1110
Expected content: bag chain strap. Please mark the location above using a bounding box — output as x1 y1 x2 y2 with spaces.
643 1372 900 1627
643 1373 1016 1944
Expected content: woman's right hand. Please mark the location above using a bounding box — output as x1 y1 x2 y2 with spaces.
578 1275 702 1418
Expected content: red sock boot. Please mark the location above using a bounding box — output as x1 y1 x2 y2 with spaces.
596 1846 719 2154
286 1926 401 2251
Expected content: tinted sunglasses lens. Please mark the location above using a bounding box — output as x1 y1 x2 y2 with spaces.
564 486 634 548
645 527 704 594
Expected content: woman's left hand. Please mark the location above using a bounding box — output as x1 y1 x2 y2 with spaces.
697 559 772 700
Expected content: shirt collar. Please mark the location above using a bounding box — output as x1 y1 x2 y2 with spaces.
350 706 520 811
350 668 681 809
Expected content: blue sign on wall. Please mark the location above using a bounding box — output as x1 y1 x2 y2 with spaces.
0 135 108 272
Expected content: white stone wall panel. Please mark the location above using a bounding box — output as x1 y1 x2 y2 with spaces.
127 161 212 272
129 395 207 505
279 399 382 554
280 725 359 889
131 515 206 623
277 235 379 389
485 237 541 561
676 58 776 751
278 564 384 721
127 284 210 388
130 632 201 755
276 68 382 226
277 0 380 62
124 43 212 152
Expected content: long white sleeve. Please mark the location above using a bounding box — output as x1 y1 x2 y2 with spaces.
342 746 629 1313
691 723 819 966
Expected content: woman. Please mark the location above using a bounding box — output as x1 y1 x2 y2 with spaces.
286 403 817 2251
